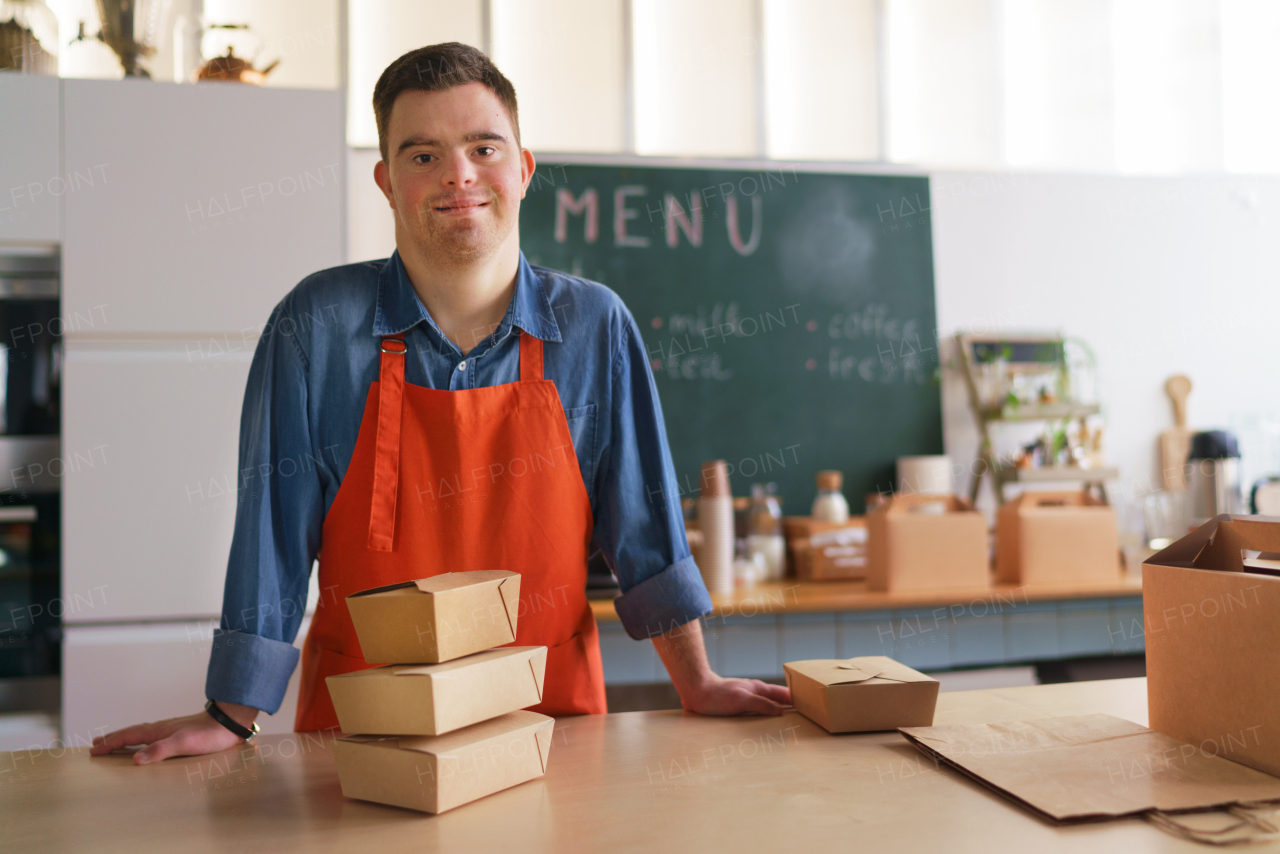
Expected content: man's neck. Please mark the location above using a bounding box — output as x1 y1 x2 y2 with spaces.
397 231 521 357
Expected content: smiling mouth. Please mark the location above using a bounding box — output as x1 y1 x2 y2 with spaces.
432 199 489 213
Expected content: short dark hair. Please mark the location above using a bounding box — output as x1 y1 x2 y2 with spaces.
372 42 521 162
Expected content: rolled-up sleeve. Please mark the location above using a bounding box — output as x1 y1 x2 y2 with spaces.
205 298 322 714
593 309 713 640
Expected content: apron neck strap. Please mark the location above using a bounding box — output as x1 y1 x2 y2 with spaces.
368 334 406 552
519 330 544 382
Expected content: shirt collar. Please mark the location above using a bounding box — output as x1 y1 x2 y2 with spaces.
372 250 563 344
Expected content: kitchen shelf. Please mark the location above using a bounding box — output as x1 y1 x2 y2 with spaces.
1004 466 1119 483
986 402 1101 422
956 332 1112 503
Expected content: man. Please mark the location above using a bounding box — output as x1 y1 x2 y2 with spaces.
91 42 789 764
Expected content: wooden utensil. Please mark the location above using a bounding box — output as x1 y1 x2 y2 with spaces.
1160 375 1193 490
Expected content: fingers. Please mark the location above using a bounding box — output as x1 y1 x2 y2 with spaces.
89 712 242 764
135 730 202 765
750 680 792 706
89 721 169 756
681 677 793 716
735 689 787 716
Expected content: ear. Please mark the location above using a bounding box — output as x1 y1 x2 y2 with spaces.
519 148 536 199
373 159 396 210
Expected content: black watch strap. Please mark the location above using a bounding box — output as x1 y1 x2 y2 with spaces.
205 699 260 741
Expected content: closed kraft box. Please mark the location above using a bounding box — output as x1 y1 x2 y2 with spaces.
866 494 989 591
334 710 554 814
327 646 547 736
347 570 519 664
995 490 1120 585
784 656 939 733
1144 515 1280 777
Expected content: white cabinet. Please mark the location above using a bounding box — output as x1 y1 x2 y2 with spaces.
54 79 344 741
61 79 344 333
62 617 310 741
62 341 253 621
0 73 60 242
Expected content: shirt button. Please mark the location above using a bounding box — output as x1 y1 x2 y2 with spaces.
458 362 467 371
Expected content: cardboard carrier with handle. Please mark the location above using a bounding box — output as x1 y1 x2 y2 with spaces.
1143 515 1280 779
995 489 1120 585
866 493 989 592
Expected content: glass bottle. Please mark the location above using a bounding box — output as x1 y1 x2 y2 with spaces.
811 470 849 524
745 483 785 581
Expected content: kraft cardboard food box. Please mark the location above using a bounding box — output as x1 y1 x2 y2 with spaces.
995 490 1120 585
793 520 868 581
347 570 519 664
866 494 989 591
333 710 554 814
1144 515 1280 777
327 646 547 737
784 656 939 733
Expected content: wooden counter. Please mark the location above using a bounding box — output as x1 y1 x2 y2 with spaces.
590 576 1144 622
1 678 1224 853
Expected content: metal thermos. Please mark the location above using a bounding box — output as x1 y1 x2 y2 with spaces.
1186 430 1243 525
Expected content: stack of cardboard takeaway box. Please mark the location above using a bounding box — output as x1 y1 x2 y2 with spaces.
328 570 554 814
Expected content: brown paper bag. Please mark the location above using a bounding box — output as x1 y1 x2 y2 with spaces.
899 714 1280 842
1143 515 1280 778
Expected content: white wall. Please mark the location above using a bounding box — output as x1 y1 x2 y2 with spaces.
0 73 60 242
931 170 1280 511
347 147 396 262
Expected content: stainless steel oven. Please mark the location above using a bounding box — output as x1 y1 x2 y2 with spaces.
0 247 61 712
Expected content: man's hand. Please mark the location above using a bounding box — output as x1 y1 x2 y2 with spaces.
651 618 791 716
89 702 260 764
671 673 791 716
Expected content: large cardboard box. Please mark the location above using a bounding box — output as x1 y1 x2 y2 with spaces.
1144 515 1280 777
995 490 1120 585
327 646 547 736
347 570 520 664
866 494 989 591
784 656 939 733
333 710 554 814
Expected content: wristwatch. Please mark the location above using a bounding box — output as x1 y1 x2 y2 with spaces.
205 699 261 741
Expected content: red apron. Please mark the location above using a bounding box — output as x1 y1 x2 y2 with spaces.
295 329 608 731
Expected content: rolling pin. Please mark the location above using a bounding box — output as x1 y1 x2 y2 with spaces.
1160 375 1192 490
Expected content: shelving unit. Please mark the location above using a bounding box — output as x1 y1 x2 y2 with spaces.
955 332 1114 504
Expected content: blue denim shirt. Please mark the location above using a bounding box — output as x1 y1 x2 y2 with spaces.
205 251 712 714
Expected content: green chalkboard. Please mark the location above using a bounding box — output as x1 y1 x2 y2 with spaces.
520 161 941 515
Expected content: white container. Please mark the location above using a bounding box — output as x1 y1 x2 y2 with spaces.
746 533 786 581
733 553 764 589
897 456 953 496
697 496 735 595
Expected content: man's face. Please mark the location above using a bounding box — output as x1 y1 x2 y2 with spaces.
375 82 534 264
